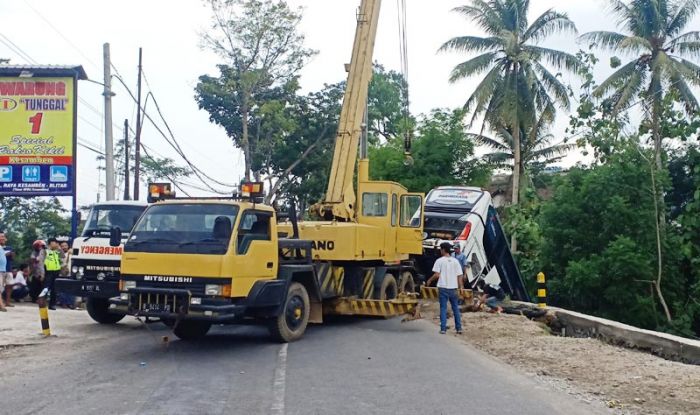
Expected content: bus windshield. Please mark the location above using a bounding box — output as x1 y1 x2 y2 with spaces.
81 205 147 237
125 204 239 255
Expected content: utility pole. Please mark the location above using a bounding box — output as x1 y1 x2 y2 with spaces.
103 43 115 200
123 119 130 200
133 47 143 200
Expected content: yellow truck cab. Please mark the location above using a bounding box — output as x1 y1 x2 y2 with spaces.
109 184 322 341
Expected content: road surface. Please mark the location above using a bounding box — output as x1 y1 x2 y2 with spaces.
1 306 607 415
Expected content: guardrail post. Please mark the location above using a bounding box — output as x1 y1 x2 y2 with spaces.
537 272 547 309
38 288 51 337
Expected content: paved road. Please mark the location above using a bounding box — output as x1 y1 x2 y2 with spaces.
2 312 606 415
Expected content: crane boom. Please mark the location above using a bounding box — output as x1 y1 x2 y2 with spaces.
320 0 381 221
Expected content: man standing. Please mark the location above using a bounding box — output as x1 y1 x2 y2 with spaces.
425 242 464 335
44 238 64 310
29 240 46 303
452 243 469 280
58 240 75 309
1 231 16 307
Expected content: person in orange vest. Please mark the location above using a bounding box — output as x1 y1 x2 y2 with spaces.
43 238 64 310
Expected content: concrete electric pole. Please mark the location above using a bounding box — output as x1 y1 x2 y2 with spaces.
103 43 115 201
133 47 143 200
123 119 130 200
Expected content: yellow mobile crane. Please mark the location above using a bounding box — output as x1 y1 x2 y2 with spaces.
109 0 424 342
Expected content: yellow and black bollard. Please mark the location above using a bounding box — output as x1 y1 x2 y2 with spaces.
37 290 51 337
537 272 547 309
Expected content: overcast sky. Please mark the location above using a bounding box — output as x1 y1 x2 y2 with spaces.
1 0 698 207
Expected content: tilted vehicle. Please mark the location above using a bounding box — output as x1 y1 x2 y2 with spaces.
419 186 530 302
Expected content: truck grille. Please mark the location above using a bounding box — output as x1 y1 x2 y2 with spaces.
137 281 206 296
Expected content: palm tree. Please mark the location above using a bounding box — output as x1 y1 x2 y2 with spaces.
469 114 576 188
440 0 580 209
581 0 700 171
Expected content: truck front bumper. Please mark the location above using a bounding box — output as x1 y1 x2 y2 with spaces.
55 278 119 299
109 287 248 323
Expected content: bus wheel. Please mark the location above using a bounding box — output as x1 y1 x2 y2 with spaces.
86 298 125 324
269 282 310 343
378 274 398 300
398 271 416 294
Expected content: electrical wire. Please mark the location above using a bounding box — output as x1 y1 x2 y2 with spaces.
396 0 411 156
111 73 236 194
22 0 100 70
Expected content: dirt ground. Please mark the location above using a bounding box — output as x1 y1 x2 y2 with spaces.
422 302 700 415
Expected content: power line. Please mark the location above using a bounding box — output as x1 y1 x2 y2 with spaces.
141 69 237 188
22 0 100 70
111 73 235 194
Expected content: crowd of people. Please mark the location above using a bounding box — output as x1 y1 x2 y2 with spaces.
0 231 76 312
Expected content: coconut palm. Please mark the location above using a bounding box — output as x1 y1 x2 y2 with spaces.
440 0 581 209
581 0 700 170
469 114 576 183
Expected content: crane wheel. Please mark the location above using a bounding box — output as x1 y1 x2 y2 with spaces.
173 320 211 340
86 298 125 324
377 274 398 300
398 271 415 294
269 282 310 343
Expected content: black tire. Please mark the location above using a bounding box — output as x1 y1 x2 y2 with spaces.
398 271 415 294
173 320 212 340
86 298 125 324
377 274 398 300
269 282 310 343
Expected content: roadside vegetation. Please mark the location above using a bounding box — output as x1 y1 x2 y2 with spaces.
3 0 698 338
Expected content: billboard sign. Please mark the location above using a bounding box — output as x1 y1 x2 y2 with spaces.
0 76 75 196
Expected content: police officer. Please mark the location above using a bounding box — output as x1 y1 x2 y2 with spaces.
44 238 64 310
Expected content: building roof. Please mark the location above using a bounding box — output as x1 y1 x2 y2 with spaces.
0 65 88 80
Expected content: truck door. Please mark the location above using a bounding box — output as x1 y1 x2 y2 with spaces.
396 194 424 255
232 210 277 296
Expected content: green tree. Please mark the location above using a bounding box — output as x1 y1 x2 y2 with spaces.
440 0 580 210
198 0 317 180
678 159 700 336
539 142 687 330
264 82 344 206
105 136 192 198
369 108 491 193
0 197 70 263
581 0 700 171
367 64 412 144
470 114 575 186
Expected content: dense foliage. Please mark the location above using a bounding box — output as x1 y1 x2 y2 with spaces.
192 0 700 337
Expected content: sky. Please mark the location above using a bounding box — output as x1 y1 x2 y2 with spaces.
1 0 698 207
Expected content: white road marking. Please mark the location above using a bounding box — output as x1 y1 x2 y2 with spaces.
270 343 288 415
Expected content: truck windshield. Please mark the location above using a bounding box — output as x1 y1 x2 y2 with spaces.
125 204 239 255
81 205 147 237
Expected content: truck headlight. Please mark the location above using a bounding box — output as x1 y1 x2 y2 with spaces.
205 284 222 296
71 265 78 274
190 297 202 305
121 280 136 290
120 293 129 300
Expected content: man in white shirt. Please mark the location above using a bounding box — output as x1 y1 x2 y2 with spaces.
425 242 464 334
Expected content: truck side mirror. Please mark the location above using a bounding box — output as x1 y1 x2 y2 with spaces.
109 227 122 247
